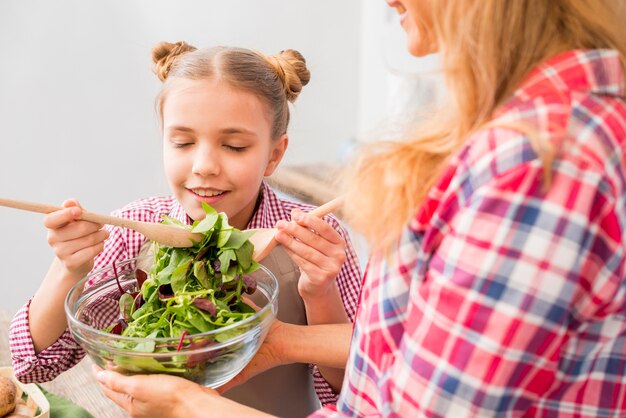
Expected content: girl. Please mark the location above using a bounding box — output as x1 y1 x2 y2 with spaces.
97 0 626 416
9 41 362 418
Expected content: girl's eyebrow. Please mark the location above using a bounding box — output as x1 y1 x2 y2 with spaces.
166 125 258 137
219 127 258 137
166 125 195 133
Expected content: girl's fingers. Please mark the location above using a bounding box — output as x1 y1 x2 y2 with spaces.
276 230 341 273
63 239 106 265
277 219 345 256
279 244 315 271
53 235 106 273
276 222 346 262
47 219 105 245
62 199 82 209
49 228 108 254
291 212 344 245
275 229 324 262
43 206 83 229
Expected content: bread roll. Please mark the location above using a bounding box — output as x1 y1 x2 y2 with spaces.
0 376 17 417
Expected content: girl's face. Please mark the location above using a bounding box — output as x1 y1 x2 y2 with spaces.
162 79 287 229
387 0 437 57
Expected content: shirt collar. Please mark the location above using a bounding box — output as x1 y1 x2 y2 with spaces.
169 199 193 226
247 181 288 229
515 49 624 100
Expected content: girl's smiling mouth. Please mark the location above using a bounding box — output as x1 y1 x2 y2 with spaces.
188 188 229 202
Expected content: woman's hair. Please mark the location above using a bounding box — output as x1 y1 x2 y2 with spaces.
151 41 310 140
342 0 626 251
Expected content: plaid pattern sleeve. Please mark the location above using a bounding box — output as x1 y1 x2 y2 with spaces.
9 196 179 383
311 49 626 417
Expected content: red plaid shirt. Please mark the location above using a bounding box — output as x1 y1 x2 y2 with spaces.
312 50 626 417
10 182 362 405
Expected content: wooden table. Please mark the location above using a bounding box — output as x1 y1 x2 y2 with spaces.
0 309 128 418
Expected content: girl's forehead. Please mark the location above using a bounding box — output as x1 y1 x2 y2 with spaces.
163 78 273 136
167 78 250 97
165 78 268 111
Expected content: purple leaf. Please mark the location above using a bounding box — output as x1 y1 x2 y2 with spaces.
242 275 257 295
158 284 174 300
193 298 217 317
110 318 128 335
136 269 148 288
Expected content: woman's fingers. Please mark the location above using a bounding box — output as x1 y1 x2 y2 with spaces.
94 367 137 413
95 367 136 399
100 385 134 411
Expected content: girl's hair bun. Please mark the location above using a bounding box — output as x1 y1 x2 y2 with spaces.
265 49 311 103
152 41 197 82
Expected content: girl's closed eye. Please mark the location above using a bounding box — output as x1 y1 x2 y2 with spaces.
224 144 247 152
168 137 194 149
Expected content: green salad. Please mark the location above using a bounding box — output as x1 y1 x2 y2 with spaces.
102 202 263 373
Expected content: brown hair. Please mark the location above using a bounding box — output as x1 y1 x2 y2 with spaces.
342 0 626 251
151 41 311 140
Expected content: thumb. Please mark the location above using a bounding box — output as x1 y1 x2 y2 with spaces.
62 198 83 219
94 367 132 394
62 198 82 209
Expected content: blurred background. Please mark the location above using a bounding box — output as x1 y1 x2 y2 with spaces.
0 0 446 312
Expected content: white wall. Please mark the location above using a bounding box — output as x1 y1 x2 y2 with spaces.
0 0 361 312
357 1 446 143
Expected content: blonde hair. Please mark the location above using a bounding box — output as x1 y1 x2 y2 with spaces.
342 0 626 251
151 41 311 140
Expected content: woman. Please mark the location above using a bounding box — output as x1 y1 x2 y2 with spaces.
95 0 626 416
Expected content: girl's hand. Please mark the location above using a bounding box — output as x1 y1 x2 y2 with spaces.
44 199 108 280
274 209 347 299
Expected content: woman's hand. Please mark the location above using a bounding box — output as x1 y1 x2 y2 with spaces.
44 199 108 281
94 366 271 418
274 209 346 299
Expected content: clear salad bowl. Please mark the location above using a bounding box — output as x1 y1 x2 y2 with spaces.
65 256 278 388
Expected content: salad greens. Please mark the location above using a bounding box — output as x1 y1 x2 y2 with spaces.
103 202 262 356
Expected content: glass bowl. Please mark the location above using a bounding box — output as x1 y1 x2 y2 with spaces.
65 256 278 388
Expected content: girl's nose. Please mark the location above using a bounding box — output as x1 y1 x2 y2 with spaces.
192 149 221 177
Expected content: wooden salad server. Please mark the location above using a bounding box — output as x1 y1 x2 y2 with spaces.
249 195 345 262
0 197 203 248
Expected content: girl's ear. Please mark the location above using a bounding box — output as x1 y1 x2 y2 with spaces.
264 135 289 176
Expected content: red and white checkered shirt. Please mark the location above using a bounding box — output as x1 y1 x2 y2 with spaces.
10 182 362 405
312 49 626 417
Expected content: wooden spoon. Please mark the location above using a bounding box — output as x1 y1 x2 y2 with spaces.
249 196 344 261
0 197 202 248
